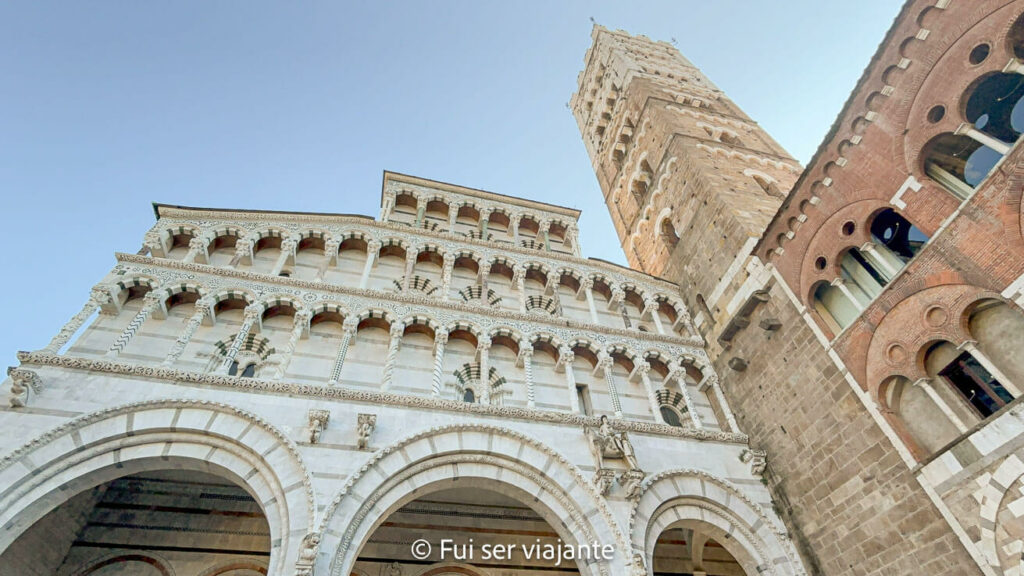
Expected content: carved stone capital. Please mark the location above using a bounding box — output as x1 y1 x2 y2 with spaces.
356 413 377 450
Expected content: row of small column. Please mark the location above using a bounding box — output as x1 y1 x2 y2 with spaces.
42 287 732 430
382 194 580 255
905 340 1020 434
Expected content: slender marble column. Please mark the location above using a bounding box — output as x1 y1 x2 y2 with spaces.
644 299 666 334
597 350 622 419
271 237 298 276
315 238 340 282
637 361 665 424
441 253 456 301
915 377 968 433
832 278 864 311
273 310 311 380
448 202 460 233
581 279 599 324
559 346 580 413
522 346 536 409
227 238 253 269
669 360 703 429
359 240 381 289
431 329 449 396
381 323 404 391
106 291 164 358
955 122 1011 155
163 297 214 366
959 340 1021 397
44 286 114 354
402 251 417 291
218 304 263 374
478 336 492 404
328 318 359 386
182 237 207 264
701 373 740 433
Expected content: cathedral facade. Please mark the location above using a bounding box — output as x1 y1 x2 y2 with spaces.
571 1 1024 575
0 172 804 575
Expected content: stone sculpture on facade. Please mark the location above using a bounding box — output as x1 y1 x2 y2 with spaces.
587 414 645 498
356 413 377 450
307 409 330 444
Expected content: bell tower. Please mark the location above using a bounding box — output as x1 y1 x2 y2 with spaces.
571 26 801 338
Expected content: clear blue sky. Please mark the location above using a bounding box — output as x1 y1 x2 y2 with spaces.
0 1 900 365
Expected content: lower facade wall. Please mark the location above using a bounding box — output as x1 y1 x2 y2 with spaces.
0 364 805 576
709 279 982 575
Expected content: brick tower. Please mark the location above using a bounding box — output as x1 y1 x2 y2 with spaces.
570 25 801 337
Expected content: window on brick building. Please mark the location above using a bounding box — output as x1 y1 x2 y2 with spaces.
870 209 929 264
939 351 1013 418
811 281 858 335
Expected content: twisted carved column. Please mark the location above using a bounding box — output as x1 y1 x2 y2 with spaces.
106 291 163 358
228 237 253 269
328 317 360 386
478 336 492 404
271 237 298 276
183 236 208 264
273 309 311 380
668 360 703 429
522 346 536 409
381 323 404 391
597 350 622 419
44 286 114 354
218 304 263 374
431 329 449 396
440 253 456 301
163 297 213 366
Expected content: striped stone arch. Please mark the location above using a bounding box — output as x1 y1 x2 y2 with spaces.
629 469 804 576
488 325 525 349
354 308 395 327
259 294 306 314
399 314 441 333
528 330 564 350
251 227 290 241
0 400 315 576
162 223 202 240
607 344 640 366
212 333 275 361
555 266 584 285
208 224 246 240
210 287 256 306
296 228 329 241
377 236 409 257
336 228 371 243
485 254 518 271
412 241 445 257
317 424 630 576
308 301 349 321
444 320 484 342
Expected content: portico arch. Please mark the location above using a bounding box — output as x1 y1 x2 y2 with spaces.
0 400 314 576
630 469 804 576
318 424 629 576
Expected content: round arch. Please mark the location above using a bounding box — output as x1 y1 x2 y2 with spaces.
0 400 315 576
318 424 630 576
629 469 804 576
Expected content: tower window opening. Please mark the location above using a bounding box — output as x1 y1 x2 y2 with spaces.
939 351 1013 418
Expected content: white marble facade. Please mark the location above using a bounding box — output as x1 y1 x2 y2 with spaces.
0 172 806 576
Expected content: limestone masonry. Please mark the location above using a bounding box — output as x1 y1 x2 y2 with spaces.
3 1 1024 575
